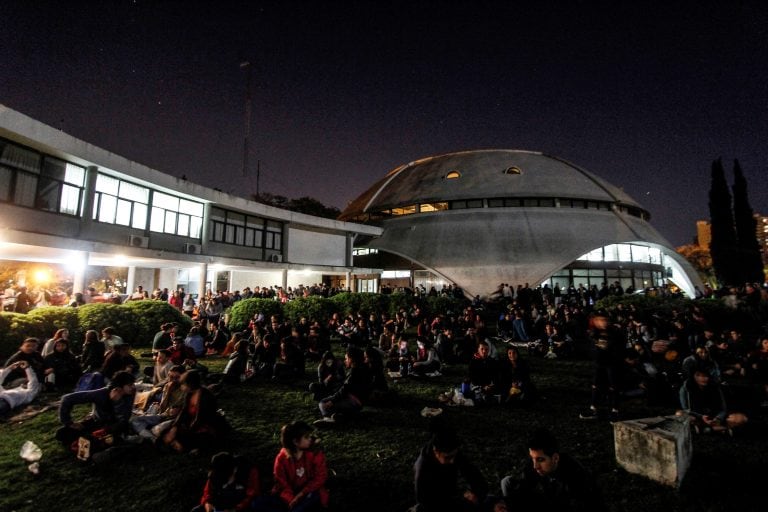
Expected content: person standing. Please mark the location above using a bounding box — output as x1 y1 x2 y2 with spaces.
579 311 624 421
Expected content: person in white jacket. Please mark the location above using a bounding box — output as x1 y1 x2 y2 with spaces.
0 361 41 417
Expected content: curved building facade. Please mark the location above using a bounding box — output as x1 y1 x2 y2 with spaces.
340 150 702 297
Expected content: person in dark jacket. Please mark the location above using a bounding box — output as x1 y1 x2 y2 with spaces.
315 346 372 425
161 369 228 452
79 329 105 373
410 426 488 512
4 337 45 383
55 370 137 446
500 428 606 512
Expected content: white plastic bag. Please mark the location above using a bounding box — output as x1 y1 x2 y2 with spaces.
20 441 42 462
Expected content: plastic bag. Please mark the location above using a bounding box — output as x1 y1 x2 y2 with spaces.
20 441 42 462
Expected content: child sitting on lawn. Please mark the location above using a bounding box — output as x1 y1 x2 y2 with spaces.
255 421 329 511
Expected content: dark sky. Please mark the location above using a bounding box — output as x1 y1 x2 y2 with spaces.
2 0 767 246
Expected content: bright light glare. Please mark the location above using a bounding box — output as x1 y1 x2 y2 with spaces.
33 269 51 285
113 254 128 266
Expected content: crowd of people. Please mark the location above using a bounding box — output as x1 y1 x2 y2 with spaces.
2 278 767 510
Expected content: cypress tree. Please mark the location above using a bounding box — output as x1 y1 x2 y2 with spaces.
732 159 765 284
708 158 739 285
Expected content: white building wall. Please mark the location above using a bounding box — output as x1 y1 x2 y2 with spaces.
157 268 178 294
231 270 286 291
287 271 326 289
288 228 346 266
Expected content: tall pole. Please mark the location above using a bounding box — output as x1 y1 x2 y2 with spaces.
256 159 261 198
240 61 252 177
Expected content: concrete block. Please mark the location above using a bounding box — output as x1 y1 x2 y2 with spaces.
613 415 692 487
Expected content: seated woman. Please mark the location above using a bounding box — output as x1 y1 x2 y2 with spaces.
364 347 390 399
497 347 535 406
79 329 105 373
162 370 228 452
191 451 261 512
223 339 250 384
410 338 441 377
43 338 82 391
41 328 70 357
255 421 329 511
315 347 372 425
309 351 345 401
273 338 304 381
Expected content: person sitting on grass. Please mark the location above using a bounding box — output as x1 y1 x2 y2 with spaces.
315 346 372 425
255 421 329 511
161 369 228 453
0 361 41 418
498 346 535 406
79 329 105 373
4 337 45 385
131 364 186 441
410 337 441 377
410 424 488 512
678 366 748 435
55 370 137 447
191 451 261 512
222 339 251 385
500 428 606 512
309 351 345 401
169 335 199 366
100 342 139 382
467 340 500 403
43 338 82 391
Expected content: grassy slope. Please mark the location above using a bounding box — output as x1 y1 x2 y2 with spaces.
1 347 766 512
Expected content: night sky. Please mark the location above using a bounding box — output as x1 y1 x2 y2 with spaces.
2 0 767 247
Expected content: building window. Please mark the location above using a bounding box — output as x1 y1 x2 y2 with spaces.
419 202 448 213
0 139 85 215
504 166 522 175
210 207 278 251
445 171 461 179
391 204 417 216
149 191 203 238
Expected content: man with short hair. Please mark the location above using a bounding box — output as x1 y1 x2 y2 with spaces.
101 327 124 351
56 370 137 446
501 429 605 512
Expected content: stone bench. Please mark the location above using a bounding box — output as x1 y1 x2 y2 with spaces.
613 415 692 487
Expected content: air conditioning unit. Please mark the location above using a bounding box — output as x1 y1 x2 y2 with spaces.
183 243 202 255
128 235 149 248
270 254 283 263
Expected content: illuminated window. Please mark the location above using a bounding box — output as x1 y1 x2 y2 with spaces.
504 166 522 175
391 204 417 215
94 174 150 228
150 191 203 238
419 202 448 213
445 171 461 179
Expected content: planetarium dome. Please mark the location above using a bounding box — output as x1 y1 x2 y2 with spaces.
341 150 702 298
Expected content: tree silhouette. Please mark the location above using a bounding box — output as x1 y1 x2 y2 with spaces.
708 159 739 285
732 159 765 284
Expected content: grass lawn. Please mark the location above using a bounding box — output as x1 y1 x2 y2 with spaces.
1 344 767 512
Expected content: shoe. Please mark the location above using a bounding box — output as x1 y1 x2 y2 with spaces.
313 417 335 427
579 408 598 420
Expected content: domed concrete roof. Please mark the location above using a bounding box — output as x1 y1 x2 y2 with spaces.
341 149 644 219
341 150 702 297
